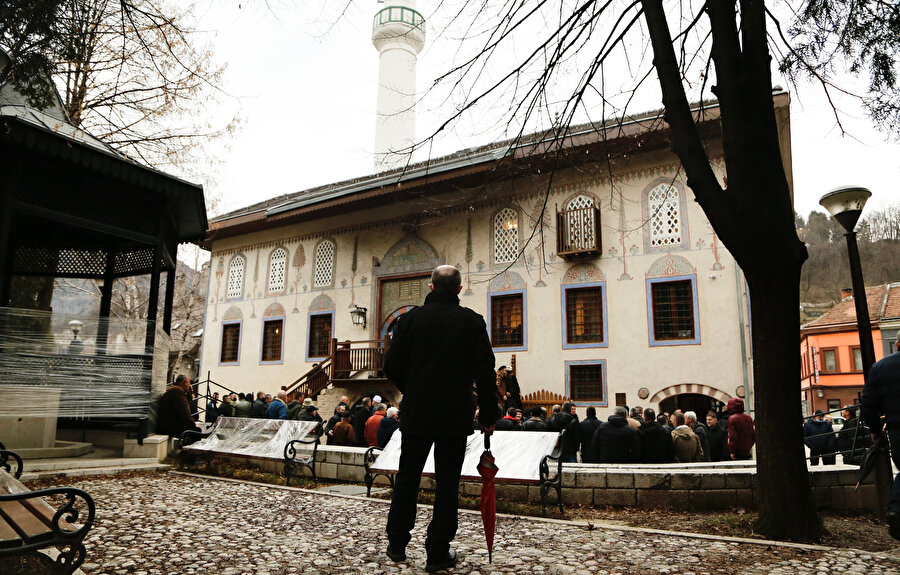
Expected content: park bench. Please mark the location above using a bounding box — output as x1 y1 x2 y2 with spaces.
0 447 95 575
365 429 566 515
179 417 322 484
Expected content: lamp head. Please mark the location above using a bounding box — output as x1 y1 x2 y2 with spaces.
819 186 871 233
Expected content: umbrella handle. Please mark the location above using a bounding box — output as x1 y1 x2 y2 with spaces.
485 433 491 450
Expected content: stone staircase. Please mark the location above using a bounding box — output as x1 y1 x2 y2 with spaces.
20 451 170 481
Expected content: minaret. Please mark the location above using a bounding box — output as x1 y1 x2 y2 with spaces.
372 0 426 171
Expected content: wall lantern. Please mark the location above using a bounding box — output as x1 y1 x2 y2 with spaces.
816 389 824 399
350 305 367 328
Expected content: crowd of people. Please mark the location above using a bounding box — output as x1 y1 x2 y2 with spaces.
481 396 757 464
202 389 404 449
803 405 872 465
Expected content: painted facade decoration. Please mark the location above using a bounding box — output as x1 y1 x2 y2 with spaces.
197 96 792 419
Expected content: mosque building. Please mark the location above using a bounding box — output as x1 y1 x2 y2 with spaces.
198 1 791 417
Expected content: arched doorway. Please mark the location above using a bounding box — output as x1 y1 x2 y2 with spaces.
379 305 418 340
650 384 732 417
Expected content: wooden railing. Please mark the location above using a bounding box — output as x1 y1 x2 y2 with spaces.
556 205 601 258
521 389 572 415
284 337 390 403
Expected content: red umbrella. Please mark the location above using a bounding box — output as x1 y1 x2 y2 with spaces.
477 432 499 563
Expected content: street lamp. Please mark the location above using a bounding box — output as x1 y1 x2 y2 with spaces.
818 186 876 377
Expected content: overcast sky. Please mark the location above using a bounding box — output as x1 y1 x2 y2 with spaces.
195 1 899 222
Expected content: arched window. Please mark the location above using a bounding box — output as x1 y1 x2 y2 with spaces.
226 256 244 299
493 208 519 264
647 183 682 248
268 248 287 293
313 240 335 288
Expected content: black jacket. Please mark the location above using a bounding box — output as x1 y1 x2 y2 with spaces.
637 421 674 463
803 418 835 453
862 350 900 431
384 289 499 437
550 412 581 458
691 423 712 462
578 416 602 461
836 418 872 465
522 417 549 431
495 416 521 431
251 399 267 418
707 424 729 462
591 415 640 463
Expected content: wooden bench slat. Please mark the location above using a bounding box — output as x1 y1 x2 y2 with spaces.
20 497 76 532
0 500 51 543
0 514 21 549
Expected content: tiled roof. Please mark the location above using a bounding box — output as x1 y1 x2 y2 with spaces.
802 283 900 330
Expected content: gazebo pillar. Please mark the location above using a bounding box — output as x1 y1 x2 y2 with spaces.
0 179 13 307
96 250 116 354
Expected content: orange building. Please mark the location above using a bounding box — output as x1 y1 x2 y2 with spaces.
800 283 900 416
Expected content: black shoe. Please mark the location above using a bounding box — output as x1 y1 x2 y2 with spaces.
888 511 900 540
425 548 458 572
386 545 406 562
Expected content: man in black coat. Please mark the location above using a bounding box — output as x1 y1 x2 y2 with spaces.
549 401 581 462
637 408 674 463
383 265 499 571
705 411 729 462
836 405 871 465
578 406 602 462
861 331 900 539
156 375 201 437
591 406 641 463
350 397 372 447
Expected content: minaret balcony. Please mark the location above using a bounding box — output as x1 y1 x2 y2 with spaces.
372 6 426 52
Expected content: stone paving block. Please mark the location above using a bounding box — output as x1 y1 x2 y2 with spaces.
420 476 436 491
496 484 528 500
340 450 366 466
637 489 690 509
576 471 606 488
734 488 756 509
565 487 594 506
812 486 832 508
593 488 636 507
689 488 737 510
335 464 365 483
700 473 726 489
670 473 701 490
606 472 634 489
837 470 858 485
462 482 481 496
829 485 847 509
527 485 548 504
635 473 671 489
724 473 753 489
859 484 879 511
318 462 337 479
561 471 577 488
811 470 838 486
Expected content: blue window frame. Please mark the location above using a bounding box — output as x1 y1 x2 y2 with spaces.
565 360 608 407
646 274 700 346
219 320 242 366
487 289 527 352
306 311 334 361
561 281 608 349
260 317 285 365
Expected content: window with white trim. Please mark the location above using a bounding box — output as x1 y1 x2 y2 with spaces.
647 183 682 247
268 248 287 293
314 240 335 288
493 208 519 263
226 256 244 299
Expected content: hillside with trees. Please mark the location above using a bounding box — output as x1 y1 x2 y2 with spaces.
798 201 900 320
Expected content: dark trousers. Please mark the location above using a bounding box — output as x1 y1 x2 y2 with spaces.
888 431 900 513
809 448 836 465
386 433 467 560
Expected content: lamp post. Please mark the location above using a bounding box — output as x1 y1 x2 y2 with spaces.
818 186 877 378
819 186 890 519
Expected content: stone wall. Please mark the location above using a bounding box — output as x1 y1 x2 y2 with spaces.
218 446 878 512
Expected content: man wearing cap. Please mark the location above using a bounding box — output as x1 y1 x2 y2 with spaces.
803 409 836 465
861 331 900 539
383 265 499 572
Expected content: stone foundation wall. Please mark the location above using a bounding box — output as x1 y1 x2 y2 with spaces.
218 447 877 512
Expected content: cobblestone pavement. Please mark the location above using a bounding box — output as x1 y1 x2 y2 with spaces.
56 472 900 575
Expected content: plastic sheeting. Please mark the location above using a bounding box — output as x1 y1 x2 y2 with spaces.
0 307 153 419
184 418 320 460
370 430 560 483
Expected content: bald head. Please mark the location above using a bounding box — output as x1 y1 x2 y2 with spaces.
430 265 462 293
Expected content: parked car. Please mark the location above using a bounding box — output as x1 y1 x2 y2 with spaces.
831 416 845 433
